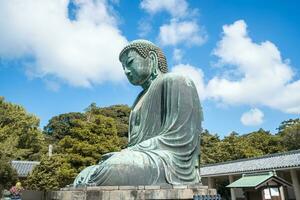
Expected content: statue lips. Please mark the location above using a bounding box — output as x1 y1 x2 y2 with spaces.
125 72 132 80
125 67 148 86
126 73 137 85
124 68 138 85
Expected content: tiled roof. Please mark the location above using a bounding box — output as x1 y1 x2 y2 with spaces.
200 150 300 177
11 160 40 177
227 172 292 189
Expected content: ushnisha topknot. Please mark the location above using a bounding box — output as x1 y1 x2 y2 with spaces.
119 39 168 73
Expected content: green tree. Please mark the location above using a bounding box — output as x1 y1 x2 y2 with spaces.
217 131 247 162
27 104 127 189
0 96 45 160
0 157 18 194
277 118 300 133
278 118 300 150
44 112 85 140
85 103 130 149
56 114 122 171
200 128 287 165
200 130 224 164
241 128 286 157
85 103 131 147
25 155 77 190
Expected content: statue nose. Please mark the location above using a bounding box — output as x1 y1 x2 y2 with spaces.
124 67 131 75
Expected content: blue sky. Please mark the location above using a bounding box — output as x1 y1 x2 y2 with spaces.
0 0 299 137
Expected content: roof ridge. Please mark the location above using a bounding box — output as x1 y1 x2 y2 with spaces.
201 149 300 167
11 160 40 164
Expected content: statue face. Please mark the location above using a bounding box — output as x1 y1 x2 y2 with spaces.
120 49 153 86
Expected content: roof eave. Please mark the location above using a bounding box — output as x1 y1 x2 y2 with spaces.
200 165 300 177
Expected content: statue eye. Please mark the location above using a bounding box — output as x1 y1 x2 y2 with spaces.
126 57 134 65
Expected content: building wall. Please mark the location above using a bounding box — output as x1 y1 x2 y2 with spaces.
22 190 45 200
235 188 245 199
201 169 299 200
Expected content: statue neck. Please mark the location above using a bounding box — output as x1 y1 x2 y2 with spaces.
141 73 159 90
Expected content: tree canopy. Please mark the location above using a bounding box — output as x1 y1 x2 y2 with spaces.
277 119 300 150
200 128 287 164
0 97 45 161
0 157 18 196
25 155 77 190
26 103 130 190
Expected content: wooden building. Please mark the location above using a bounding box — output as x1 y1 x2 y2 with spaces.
200 150 300 200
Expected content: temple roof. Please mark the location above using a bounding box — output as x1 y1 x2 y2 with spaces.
226 172 292 189
11 160 40 177
200 150 300 177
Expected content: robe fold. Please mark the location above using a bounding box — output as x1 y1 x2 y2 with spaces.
73 73 202 186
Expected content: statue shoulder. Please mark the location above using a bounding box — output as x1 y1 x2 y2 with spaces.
161 73 195 88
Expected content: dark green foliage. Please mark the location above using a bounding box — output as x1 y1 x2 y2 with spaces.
26 104 131 189
85 103 131 148
55 113 122 169
85 103 131 136
201 131 242 164
200 129 286 165
0 157 18 193
200 130 223 164
0 97 45 160
0 97 45 192
43 112 85 140
277 118 300 150
242 128 286 156
277 118 300 133
25 155 77 190
218 132 246 161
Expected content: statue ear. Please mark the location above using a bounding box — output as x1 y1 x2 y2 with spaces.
148 51 158 74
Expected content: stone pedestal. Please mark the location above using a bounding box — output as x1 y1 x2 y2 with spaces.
47 184 216 200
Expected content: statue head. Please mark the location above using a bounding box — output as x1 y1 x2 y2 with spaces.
119 40 168 87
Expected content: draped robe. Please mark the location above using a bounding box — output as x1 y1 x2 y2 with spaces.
73 73 202 186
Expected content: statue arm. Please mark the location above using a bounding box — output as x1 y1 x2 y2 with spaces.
128 74 202 152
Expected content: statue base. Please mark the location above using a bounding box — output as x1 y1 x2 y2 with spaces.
47 184 216 200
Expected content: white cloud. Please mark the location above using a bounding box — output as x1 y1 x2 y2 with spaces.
44 79 60 92
138 19 152 37
140 0 188 18
172 64 206 100
172 48 183 63
207 20 300 114
0 0 128 87
240 108 264 126
158 20 207 46
140 0 205 48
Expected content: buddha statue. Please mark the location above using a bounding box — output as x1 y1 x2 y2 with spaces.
73 40 202 186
